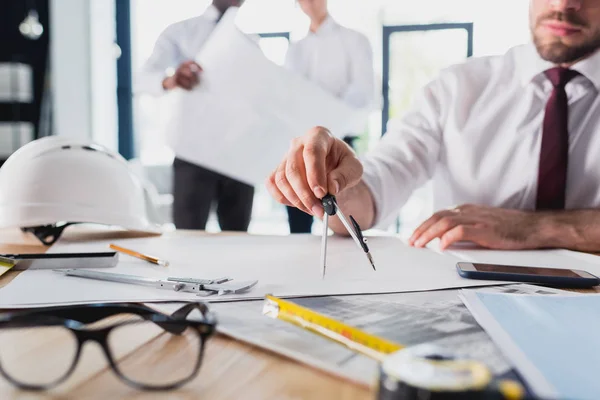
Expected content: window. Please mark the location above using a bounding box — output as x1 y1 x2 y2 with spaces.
382 23 474 235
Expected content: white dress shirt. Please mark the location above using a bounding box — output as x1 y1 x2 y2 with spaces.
285 16 375 109
135 5 221 96
362 44 600 229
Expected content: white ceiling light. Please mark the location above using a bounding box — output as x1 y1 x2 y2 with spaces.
19 9 44 40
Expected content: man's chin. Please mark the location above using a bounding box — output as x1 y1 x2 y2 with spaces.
534 40 595 64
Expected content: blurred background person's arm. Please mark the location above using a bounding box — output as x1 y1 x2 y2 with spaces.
134 25 201 96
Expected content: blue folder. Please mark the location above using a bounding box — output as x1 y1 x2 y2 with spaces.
463 292 600 400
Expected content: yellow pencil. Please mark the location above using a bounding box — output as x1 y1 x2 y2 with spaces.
109 244 170 267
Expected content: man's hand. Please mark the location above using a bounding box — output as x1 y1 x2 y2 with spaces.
162 61 202 91
408 204 546 250
266 126 363 217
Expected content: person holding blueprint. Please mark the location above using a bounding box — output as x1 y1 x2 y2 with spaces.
267 0 600 253
135 0 255 233
284 0 375 234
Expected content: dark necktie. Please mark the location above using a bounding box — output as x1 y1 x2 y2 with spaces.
536 67 579 210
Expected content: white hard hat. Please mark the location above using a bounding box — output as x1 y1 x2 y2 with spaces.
0 136 163 245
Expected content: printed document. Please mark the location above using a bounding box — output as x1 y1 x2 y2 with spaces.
154 284 570 386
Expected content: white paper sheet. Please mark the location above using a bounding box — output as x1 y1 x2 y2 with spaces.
1 234 599 308
167 9 369 186
460 291 600 400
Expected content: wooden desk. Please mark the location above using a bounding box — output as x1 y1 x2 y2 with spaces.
0 229 372 400
0 229 596 399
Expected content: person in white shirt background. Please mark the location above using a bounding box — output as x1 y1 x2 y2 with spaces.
267 0 600 252
283 0 375 234
136 0 255 232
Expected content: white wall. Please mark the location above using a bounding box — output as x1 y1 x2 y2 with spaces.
50 0 92 140
90 0 118 151
50 0 118 150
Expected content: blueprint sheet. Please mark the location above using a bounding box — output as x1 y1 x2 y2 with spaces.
192 284 572 386
168 8 368 186
0 235 503 307
2 233 597 308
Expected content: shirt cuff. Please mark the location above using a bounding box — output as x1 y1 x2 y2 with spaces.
361 157 384 229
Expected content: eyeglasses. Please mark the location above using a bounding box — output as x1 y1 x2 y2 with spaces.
0 302 217 391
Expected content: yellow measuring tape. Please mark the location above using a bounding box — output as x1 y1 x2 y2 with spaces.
263 295 526 400
263 295 400 361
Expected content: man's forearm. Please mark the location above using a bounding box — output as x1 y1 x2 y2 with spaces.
327 180 376 236
536 209 600 252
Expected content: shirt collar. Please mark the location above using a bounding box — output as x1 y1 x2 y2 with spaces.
517 43 555 86
518 42 600 90
202 4 221 23
309 15 338 36
572 48 600 91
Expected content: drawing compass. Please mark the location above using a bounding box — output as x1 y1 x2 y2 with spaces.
320 194 376 278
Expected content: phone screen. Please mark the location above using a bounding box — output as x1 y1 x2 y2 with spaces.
471 263 582 277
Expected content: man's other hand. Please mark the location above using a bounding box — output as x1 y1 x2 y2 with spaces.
409 204 546 250
266 126 363 217
162 61 202 91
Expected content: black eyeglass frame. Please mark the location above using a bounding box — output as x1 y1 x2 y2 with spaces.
0 302 217 391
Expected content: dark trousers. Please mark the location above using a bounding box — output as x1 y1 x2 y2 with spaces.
286 135 357 234
287 207 314 234
173 158 254 231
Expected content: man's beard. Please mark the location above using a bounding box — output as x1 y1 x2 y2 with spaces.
533 11 600 64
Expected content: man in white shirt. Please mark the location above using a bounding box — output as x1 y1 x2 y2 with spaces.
136 0 254 232
267 0 600 252
284 0 375 233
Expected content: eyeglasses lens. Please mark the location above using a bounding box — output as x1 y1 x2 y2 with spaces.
0 326 79 387
107 321 203 388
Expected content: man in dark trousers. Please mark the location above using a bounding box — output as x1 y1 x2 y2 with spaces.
136 0 252 231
